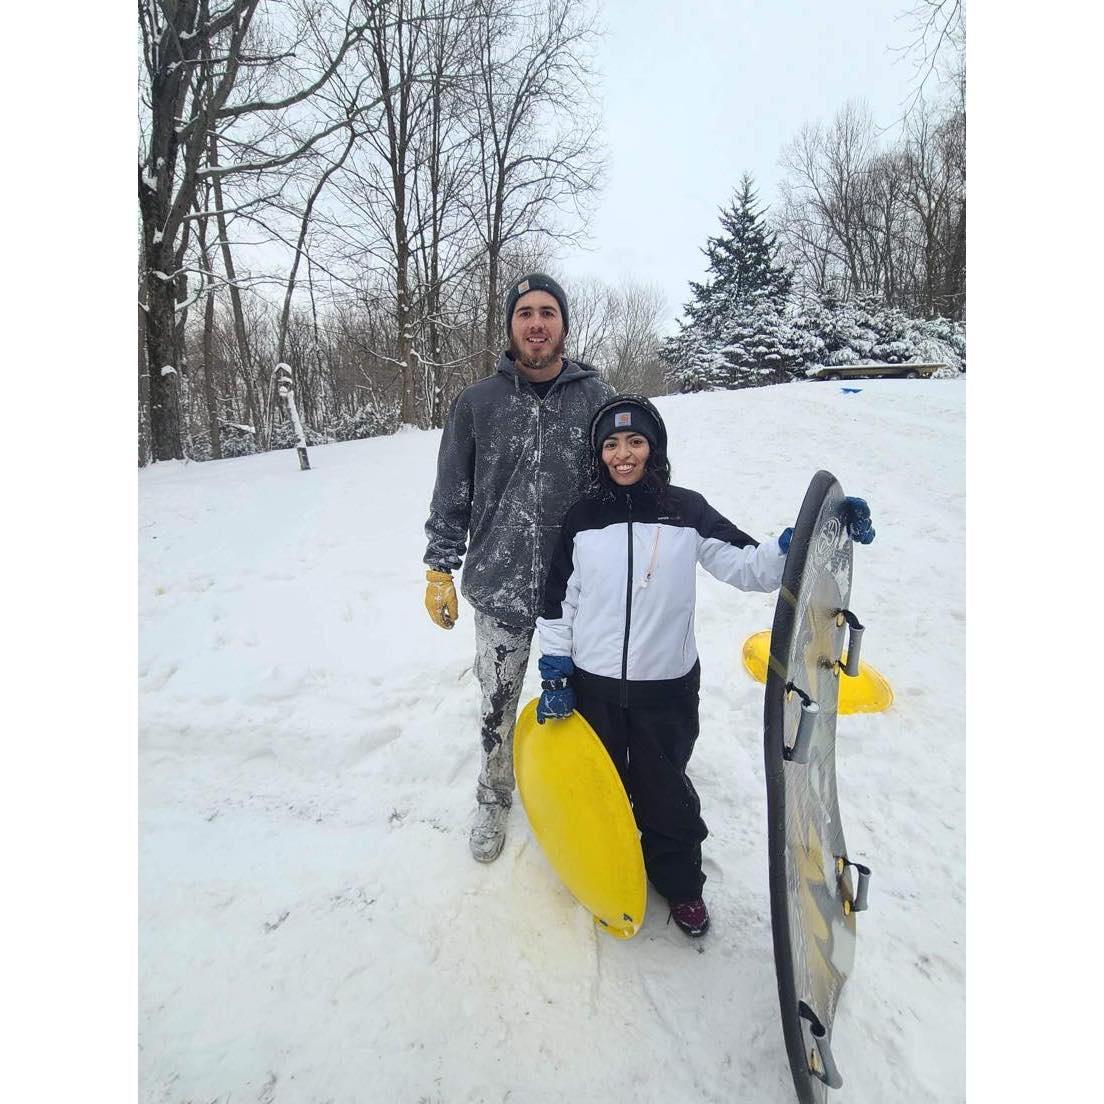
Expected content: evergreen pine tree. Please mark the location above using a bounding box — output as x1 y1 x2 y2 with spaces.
660 323 729 392
686 174 793 330
667 174 798 390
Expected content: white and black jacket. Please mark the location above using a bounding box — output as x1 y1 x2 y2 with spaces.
536 484 787 705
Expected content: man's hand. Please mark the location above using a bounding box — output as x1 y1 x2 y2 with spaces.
842 497 876 545
425 569 458 629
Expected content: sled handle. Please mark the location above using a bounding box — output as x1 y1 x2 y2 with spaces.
836 857 872 913
784 683 819 764
799 1002 843 1089
835 609 865 676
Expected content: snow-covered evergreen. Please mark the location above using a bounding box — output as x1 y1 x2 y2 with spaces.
664 176 798 390
663 178 966 391
789 292 967 378
711 295 805 388
684 175 793 330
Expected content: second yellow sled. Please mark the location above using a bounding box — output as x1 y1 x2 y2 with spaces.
742 630 894 714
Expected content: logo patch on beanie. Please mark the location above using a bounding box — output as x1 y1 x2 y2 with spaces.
517 279 530 294
614 412 632 428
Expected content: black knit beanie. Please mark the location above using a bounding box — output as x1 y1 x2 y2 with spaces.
504 273 569 337
589 396 667 456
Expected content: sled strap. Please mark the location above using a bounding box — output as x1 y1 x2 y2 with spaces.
835 609 865 675
799 1002 843 1089
784 683 820 764
836 856 872 913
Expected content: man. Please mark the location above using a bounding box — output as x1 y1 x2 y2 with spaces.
423 273 613 862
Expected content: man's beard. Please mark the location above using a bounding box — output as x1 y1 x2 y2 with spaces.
510 335 566 373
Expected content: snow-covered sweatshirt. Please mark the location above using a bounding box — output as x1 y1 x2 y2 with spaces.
536 483 787 705
423 353 613 628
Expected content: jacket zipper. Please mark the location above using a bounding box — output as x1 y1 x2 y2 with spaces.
620 497 633 707
528 370 565 616
532 393 543 616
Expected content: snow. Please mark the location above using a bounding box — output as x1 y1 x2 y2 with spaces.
139 380 965 1103
159 365 176 377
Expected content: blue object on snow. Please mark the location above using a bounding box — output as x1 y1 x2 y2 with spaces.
779 527 793 554
841 387 863 394
842 497 876 545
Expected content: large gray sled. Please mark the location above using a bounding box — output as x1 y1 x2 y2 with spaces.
764 470 872 1104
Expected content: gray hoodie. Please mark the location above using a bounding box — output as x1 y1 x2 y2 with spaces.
424 353 614 628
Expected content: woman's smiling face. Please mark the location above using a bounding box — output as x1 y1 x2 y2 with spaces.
602 431 650 486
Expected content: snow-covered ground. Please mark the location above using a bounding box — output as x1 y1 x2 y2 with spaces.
139 380 965 1103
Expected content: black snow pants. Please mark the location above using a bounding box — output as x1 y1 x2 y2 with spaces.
573 681 708 903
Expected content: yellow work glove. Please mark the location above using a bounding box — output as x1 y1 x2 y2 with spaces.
424 569 458 629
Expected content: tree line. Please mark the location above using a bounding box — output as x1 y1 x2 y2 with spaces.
138 0 606 464
139 0 965 464
662 49 965 392
776 81 965 321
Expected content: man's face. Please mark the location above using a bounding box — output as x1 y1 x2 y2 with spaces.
509 290 566 377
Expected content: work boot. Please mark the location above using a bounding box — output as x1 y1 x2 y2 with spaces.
469 803 509 863
668 897 710 937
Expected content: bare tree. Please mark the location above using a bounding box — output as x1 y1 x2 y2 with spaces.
896 0 965 117
779 102 881 299
359 1 433 425
411 2 485 427
775 177 836 295
775 91 964 320
140 0 610 459
275 128 358 367
194 184 224 459
605 280 667 395
138 0 376 461
566 275 615 367
465 0 604 372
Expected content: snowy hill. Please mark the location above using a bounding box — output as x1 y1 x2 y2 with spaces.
139 380 965 1103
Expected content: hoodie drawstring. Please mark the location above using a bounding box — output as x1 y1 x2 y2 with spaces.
640 527 661 588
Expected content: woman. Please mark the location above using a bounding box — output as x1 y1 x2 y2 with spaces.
534 395 874 937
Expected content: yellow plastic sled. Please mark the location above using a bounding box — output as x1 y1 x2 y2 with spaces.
742 630 894 714
514 698 647 939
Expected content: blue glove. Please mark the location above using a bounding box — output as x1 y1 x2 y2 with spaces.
842 497 875 544
778 527 793 554
536 655 575 724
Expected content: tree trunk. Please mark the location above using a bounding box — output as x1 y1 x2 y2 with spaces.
396 237 415 426
427 244 443 428
144 262 184 461
195 202 223 460
948 198 966 320
202 282 222 459
307 253 335 421
240 366 263 436
484 248 500 376
209 134 257 437
138 265 151 467
426 255 443 427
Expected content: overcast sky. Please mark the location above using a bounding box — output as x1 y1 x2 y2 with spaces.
556 0 936 331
